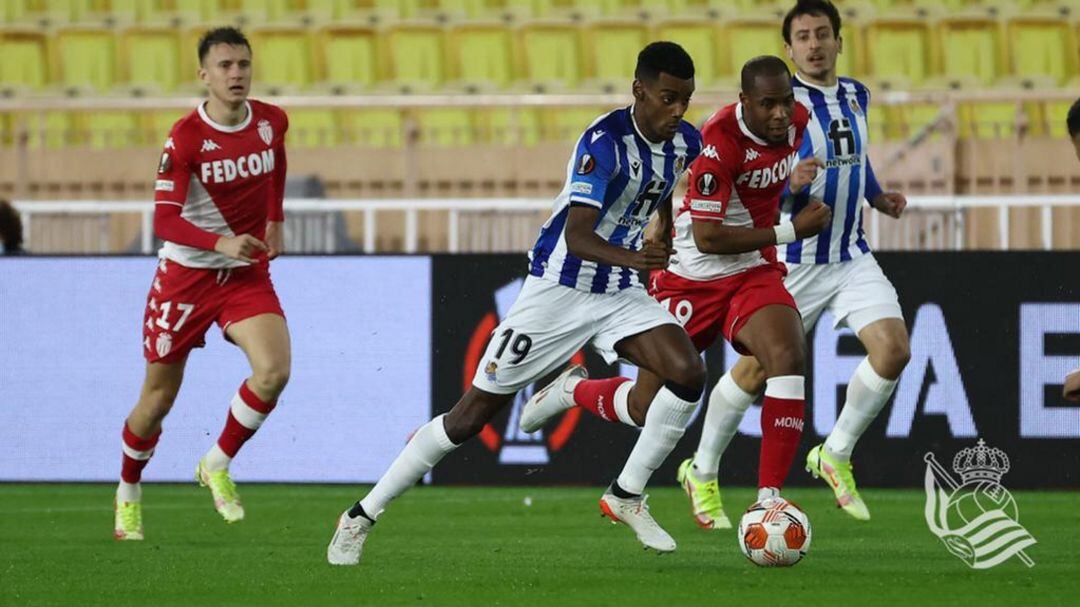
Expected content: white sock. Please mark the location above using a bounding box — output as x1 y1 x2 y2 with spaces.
117 481 141 503
825 357 897 462
202 444 232 472
359 414 457 520
613 381 639 428
616 386 699 495
691 373 756 481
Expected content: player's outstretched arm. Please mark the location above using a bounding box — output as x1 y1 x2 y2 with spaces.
565 205 669 271
691 200 831 255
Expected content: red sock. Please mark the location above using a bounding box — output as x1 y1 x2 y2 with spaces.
217 382 276 457
758 394 805 490
572 377 630 423
121 423 161 484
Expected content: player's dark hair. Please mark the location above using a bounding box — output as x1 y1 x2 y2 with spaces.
635 41 695 82
741 55 792 93
1068 98 1080 138
782 0 842 45
198 27 251 65
0 199 24 253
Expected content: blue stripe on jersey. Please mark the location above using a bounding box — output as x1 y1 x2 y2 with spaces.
785 132 815 263
835 84 863 262
591 135 656 293
851 81 873 255
805 87 839 264
530 205 569 276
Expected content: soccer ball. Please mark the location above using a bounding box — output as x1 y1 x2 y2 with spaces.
737 497 812 567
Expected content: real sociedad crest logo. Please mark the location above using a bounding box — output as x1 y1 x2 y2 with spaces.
924 439 1036 569
257 119 273 145
848 97 863 115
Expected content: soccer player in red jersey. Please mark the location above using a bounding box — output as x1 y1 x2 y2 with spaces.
1065 100 1080 401
114 27 291 540
522 56 831 515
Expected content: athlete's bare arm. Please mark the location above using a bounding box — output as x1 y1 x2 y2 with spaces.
691 200 831 255
565 205 669 271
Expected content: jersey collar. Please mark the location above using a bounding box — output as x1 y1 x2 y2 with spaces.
794 72 839 96
735 103 769 147
198 100 253 133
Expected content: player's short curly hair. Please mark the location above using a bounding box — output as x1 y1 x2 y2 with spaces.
741 56 792 93
1068 98 1080 138
635 41 695 82
782 0 842 45
198 26 251 65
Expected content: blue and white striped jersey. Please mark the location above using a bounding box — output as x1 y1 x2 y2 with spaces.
528 106 701 293
782 74 884 265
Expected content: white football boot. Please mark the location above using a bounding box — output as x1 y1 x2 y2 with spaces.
327 509 374 566
599 491 676 553
519 364 588 433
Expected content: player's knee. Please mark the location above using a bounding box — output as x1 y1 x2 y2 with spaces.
872 338 910 379
251 365 290 397
139 389 177 420
668 355 706 395
443 409 486 443
732 361 767 394
762 343 805 377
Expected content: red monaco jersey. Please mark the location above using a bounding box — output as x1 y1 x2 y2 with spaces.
154 99 288 268
668 101 809 281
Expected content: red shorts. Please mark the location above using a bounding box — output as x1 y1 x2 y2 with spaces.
142 259 284 364
649 264 797 355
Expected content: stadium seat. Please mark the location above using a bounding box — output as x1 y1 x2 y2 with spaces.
517 21 584 90
880 102 944 140
339 108 404 148
477 108 542 146
285 109 341 147
416 109 476 147
318 25 381 90
0 29 50 90
957 101 1021 139
582 19 648 86
119 26 183 92
173 0 222 23
654 18 724 89
77 110 143 149
249 25 316 90
54 27 119 91
864 18 931 87
539 106 607 141
385 23 447 91
449 22 516 89
936 17 1003 87
1006 17 1078 85
723 19 786 83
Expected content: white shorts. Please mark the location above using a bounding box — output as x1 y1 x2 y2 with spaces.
471 275 679 394
783 253 904 334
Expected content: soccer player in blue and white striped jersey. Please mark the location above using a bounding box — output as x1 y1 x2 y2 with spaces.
678 0 913 525
329 42 708 564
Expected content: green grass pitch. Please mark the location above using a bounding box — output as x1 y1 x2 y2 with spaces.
1 484 1074 605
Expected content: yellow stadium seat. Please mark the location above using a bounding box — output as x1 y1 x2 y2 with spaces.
386 23 447 91
723 19 786 82
937 17 1003 87
54 27 119 91
318 25 381 90
416 108 475 147
1006 18 1078 85
449 22 516 89
340 108 403 148
477 108 542 146
655 18 724 88
1042 100 1076 138
0 29 50 90
144 110 184 147
582 20 648 85
518 21 584 89
249 26 316 90
173 0 222 22
21 111 77 149
285 109 341 147
77 111 143 149
119 27 182 91
880 102 942 141
957 101 1020 139
539 106 607 141
865 18 931 87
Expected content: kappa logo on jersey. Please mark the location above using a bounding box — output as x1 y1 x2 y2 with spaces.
200 139 221 153
701 145 720 160
744 148 761 163
697 172 718 197
577 153 595 175
257 119 273 145
200 149 276 184
736 151 798 189
157 152 172 175
590 130 605 143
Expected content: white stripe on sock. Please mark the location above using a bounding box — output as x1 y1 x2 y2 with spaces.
613 381 638 427
764 375 805 400
121 443 154 461
230 391 268 430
